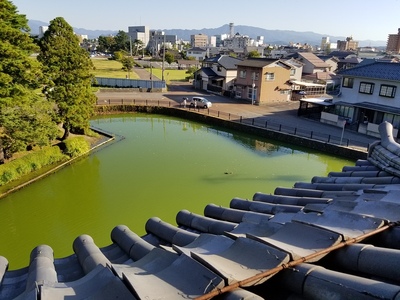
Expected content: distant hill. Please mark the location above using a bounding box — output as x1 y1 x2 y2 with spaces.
28 20 386 47
163 24 386 47
28 20 117 38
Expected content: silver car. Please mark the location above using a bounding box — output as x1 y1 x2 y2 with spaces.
189 97 212 109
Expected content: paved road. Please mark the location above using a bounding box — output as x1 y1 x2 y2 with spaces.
96 82 378 152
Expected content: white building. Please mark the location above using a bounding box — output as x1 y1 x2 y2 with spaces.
323 61 400 137
128 26 150 48
39 26 48 38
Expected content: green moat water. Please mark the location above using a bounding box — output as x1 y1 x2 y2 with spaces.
0 114 354 269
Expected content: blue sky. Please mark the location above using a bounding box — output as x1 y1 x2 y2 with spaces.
11 0 400 41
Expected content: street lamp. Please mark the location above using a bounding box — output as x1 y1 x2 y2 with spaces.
252 82 255 105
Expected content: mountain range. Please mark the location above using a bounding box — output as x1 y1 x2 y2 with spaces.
28 20 386 47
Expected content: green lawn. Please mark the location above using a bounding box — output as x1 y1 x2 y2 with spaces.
92 58 190 83
146 68 189 83
91 58 140 79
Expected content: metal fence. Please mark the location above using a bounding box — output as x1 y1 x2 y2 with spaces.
95 77 166 89
96 98 369 150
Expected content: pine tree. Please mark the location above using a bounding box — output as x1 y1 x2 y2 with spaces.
0 0 58 160
38 17 97 140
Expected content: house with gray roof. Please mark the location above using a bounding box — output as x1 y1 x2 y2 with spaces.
186 47 207 61
323 61 400 138
193 54 243 95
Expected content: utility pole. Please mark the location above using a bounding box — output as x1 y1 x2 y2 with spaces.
162 33 166 82
150 62 153 90
130 36 132 57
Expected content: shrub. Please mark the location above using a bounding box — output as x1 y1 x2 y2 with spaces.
63 137 90 158
0 146 68 186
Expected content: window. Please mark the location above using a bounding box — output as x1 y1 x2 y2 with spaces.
217 66 222 72
290 68 296 76
265 72 275 81
252 72 259 81
247 87 257 100
239 70 247 78
380 85 397 98
359 82 374 94
342 77 354 88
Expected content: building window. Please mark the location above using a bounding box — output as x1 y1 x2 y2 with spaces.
217 66 222 72
248 87 257 100
290 68 296 76
265 72 275 81
342 77 354 88
252 72 259 81
239 70 247 78
379 85 397 98
359 82 374 94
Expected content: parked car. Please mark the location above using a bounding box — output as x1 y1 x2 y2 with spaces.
189 97 212 109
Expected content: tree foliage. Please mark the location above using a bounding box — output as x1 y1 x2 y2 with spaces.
97 31 131 54
164 52 175 64
0 0 58 160
247 50 261 58
97 35 115 54
38 17 97 140
113 30 130 53
120 56 135 72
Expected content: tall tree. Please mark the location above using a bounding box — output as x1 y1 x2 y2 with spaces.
38 17 97 140
112 30 130 53
97 35 115 54
0 0 58 160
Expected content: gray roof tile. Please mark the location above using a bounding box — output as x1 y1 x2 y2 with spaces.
338 61 400 81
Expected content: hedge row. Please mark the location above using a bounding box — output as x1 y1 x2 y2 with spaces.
0 137 90 186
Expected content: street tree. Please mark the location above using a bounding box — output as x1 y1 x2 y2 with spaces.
247 50 261 58
0 0 58 160
38 17 97 140
165 52 175 64
120 56 135 78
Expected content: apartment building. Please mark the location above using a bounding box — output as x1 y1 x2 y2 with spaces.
386 28 400 53
337 37 359 51
190 34 208 48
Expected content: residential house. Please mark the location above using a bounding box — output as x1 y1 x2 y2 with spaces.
327 50 357 59
323 61 400 137
318 56 339 73
282 58 304 81
186 47 207 61
294 52 331 74
336 57 363 72
193 54 243 95
234 58 292 105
